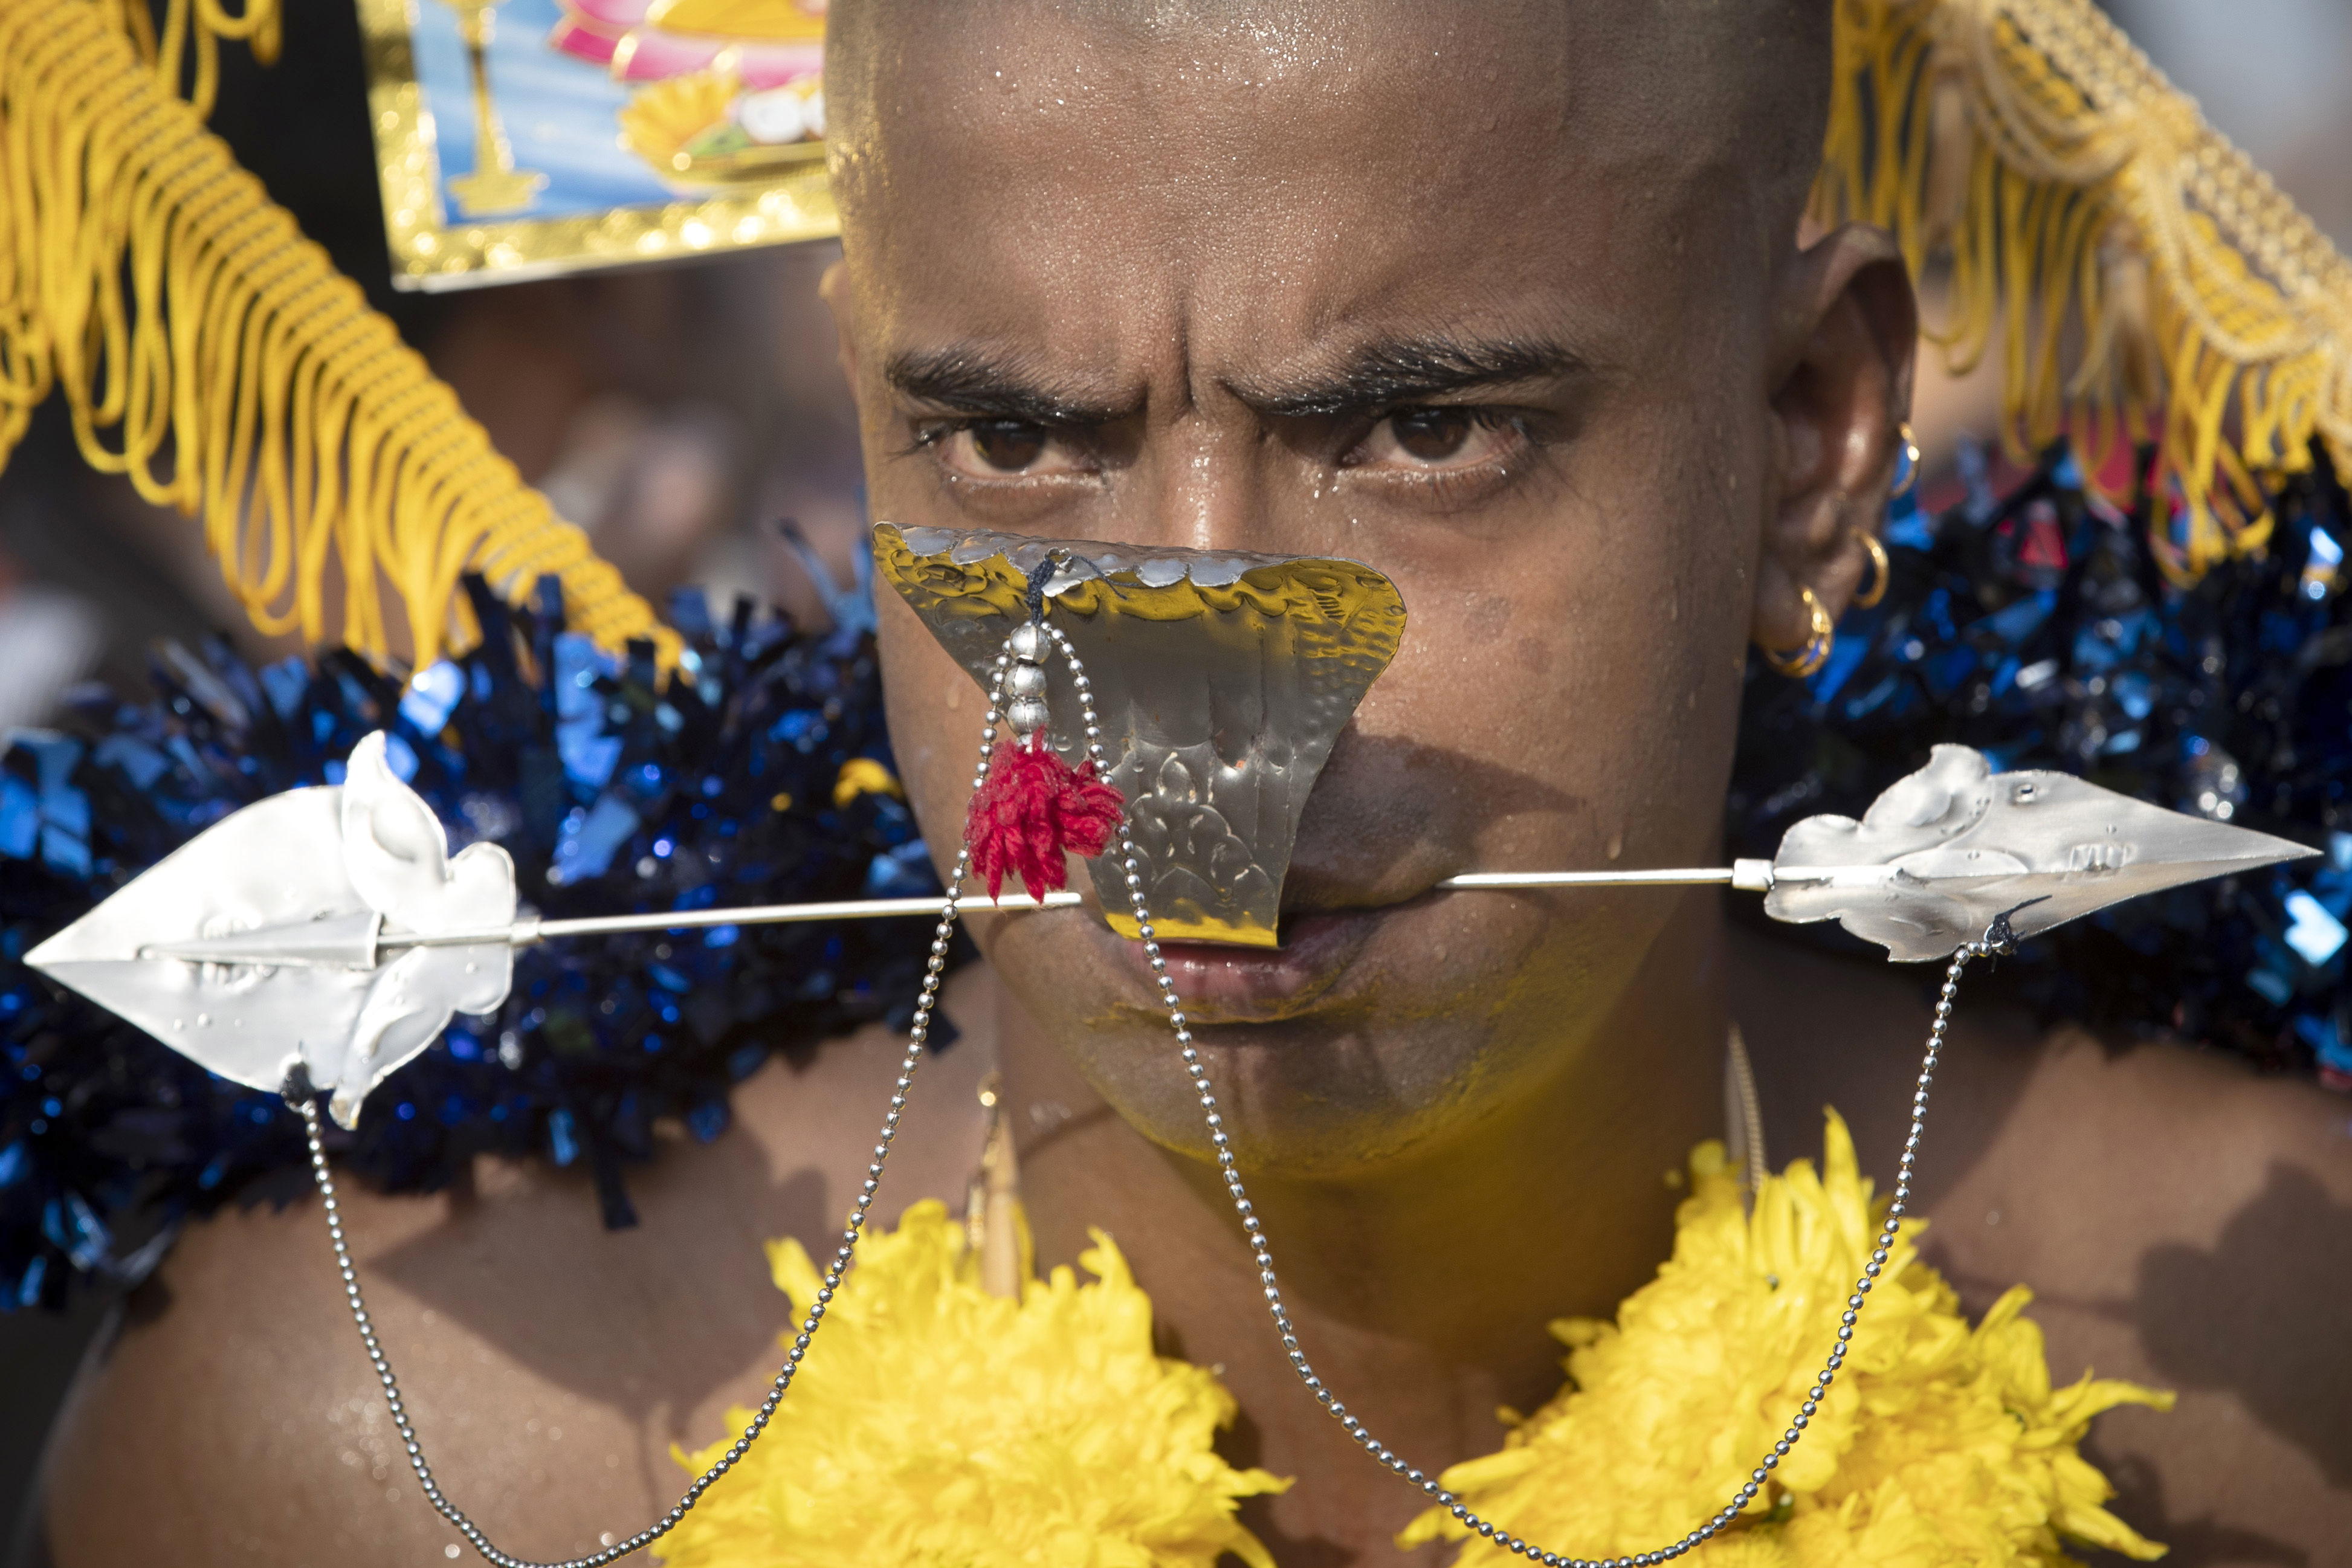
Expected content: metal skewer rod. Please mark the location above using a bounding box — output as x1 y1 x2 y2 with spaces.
1438 858 1777 892
530 891 1082 940
376 890 1085 950
378 865 1785 952
1439 868 1728 889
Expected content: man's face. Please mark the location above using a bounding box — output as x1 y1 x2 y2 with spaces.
833 4 1803 1174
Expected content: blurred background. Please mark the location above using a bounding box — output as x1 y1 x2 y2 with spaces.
1910 0 2352 485
5 0 2351 1562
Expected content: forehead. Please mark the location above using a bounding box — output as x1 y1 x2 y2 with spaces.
835 2 1777 382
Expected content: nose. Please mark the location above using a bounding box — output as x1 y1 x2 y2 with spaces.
1126 381 1280 558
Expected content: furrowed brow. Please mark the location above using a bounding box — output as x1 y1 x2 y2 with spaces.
1235 337 1585 419
884 347 1132 427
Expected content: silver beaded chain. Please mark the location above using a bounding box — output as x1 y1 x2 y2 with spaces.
291 644 1026 1567
1046 620 2004 1567
299 603 1999 1568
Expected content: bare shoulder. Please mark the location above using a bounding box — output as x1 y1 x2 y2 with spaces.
1732 928 2352 1564
1925 1024 2352 1565
42 969 999 1568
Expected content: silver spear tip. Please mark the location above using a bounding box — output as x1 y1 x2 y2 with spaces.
26 732 519 1126
1765 743 2317 962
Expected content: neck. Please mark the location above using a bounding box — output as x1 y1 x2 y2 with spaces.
996 892 1728 1563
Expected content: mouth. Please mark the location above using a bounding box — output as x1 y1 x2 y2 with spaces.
1087 900 1412 1025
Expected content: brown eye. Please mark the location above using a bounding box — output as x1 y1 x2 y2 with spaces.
1343 407 1519 474
1390 408 1472 462
969 421 1047 472
924 420 1091 484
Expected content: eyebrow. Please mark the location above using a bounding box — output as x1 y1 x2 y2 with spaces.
884 334 1585 429
885 346 1136 428
1232 335 1586 419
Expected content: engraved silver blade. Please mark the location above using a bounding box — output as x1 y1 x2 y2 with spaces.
874 521 1408 948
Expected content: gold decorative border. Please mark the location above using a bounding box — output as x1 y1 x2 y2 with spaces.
354 0 839 293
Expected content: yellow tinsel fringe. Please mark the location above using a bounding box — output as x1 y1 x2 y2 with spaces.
92 0 279 121
13 0 2352 657
0 0 667 665
1403 1111 2170 1567
1815 0 2352 583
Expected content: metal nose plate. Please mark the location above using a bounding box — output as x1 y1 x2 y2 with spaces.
874 523 1407 947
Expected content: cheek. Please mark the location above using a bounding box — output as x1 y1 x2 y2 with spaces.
1546 564 1748 860
1546 433 1758 827
1346 520 1748 868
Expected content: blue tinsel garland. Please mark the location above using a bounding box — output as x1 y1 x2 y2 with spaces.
0 575 951 1308
5 446 2350 1311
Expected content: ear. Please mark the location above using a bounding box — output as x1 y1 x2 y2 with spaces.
1753 224 1919 656
820 259 865 405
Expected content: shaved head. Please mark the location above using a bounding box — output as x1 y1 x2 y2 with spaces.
825 0 1833 257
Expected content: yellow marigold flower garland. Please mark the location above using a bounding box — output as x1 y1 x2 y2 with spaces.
668 1115 2167 1568
659 1199 1287 1568
1401 1112 2171 1567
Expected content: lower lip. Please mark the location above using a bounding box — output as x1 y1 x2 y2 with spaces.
1107 910 1378 1021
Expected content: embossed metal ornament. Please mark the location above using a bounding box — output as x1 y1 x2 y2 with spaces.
874 522 1409 947
34 710 2308 1138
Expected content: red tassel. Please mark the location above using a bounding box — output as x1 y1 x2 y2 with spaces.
964 737 1125 900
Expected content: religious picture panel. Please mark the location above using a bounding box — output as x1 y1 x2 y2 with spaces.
357 0 838 289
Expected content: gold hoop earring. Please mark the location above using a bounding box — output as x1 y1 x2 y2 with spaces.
1765 586 1835 678
1852 531 1890 609
1892 422 1921 498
